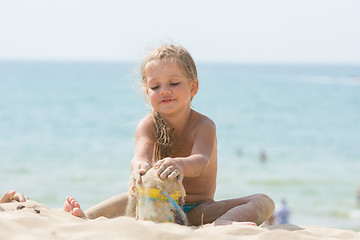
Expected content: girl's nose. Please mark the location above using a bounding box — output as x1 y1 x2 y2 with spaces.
160 86 171 95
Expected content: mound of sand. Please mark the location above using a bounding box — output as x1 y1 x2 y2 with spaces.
138 167 186 197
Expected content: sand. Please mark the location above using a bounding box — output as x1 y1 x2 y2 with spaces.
129 167 187 224
1 200 359 240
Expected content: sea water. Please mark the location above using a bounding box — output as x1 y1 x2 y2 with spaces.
1 61 359 230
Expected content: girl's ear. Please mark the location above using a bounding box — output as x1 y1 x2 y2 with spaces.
190 78 199 97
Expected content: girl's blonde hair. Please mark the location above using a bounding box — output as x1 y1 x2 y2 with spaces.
140 44 198 161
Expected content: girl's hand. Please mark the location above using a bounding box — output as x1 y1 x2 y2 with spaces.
129 161 151 195
154 158 184 183
132 161 151 184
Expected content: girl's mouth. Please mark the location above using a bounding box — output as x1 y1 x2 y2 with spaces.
160 98 174 103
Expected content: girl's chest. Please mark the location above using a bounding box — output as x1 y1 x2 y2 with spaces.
171 134 194 157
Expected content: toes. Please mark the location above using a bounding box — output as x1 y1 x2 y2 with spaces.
72 207 85 218
66 197 80 208
63 201 71 212
64 197 74 213
64 196 79 213
71 199 79 208
64 197 84 217
74 201 80 208
67 196 74 204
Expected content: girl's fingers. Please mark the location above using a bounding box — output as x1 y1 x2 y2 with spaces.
167 169 180 180
135 162 151 183
156 160 173 176
177 173 184 183
132 172 140 183
129 185 136 197
139 162 151 174
154 159 164 168
133 166 144 184
159 166 174 179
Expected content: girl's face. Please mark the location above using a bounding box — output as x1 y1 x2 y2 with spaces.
145 60 198 117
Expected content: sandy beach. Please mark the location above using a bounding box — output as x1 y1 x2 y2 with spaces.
1 200 359 240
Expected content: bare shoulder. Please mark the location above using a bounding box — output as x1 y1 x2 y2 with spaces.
135 114 155 137
191 110 216 132
137 114 153 128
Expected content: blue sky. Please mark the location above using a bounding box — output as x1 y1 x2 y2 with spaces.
0 0 359 63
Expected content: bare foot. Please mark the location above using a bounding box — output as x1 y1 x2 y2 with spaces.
64 196 86 218
0 190 16 203
213 219 257 226
0 190 27 203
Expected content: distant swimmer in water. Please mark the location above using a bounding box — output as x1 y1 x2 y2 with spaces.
259 150 267 163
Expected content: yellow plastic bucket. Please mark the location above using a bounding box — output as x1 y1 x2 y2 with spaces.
135 187 185 223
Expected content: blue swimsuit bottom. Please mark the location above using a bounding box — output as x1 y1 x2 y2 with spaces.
181 203 203 214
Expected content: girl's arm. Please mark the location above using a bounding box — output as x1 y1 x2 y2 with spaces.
155 118 216 181
180 118 216 176
130 115 155 185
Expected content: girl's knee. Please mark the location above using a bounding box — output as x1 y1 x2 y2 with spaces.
259 193 274 203
256 194 274 209
253 193 275 222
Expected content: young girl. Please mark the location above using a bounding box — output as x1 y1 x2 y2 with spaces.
64 44 275 226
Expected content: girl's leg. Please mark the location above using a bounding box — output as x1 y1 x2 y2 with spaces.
85 193 129 219
187 194 274 226
64 192 129 219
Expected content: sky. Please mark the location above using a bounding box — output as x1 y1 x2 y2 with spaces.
0 0 359 64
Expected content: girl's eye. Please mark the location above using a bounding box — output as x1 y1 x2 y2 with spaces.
171 82 180 86
150 86 159 90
